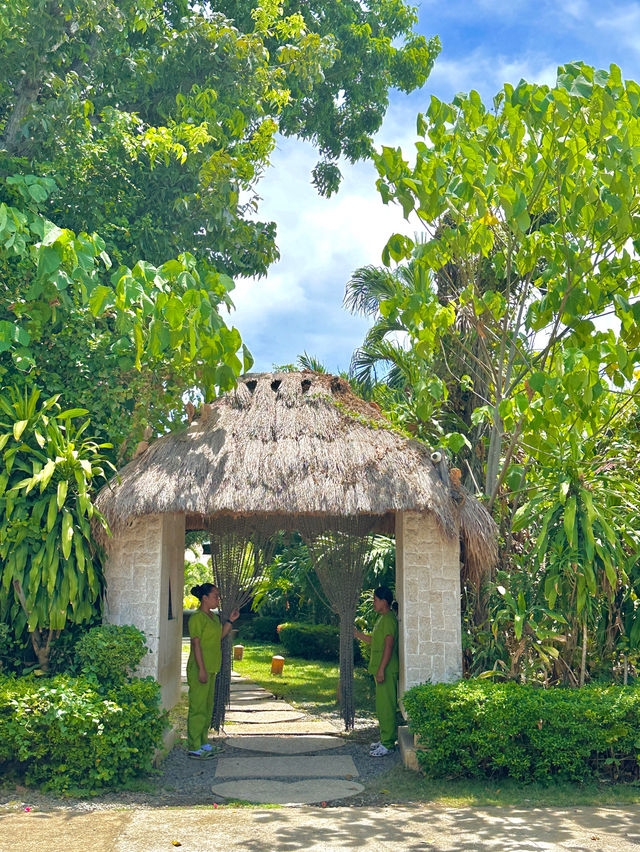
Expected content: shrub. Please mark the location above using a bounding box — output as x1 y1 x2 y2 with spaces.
0 624 16 673
0 673 167 793
277 622 340 660
403 680 640 783
239 616 282 643
74 624 147 687
276 621 363 664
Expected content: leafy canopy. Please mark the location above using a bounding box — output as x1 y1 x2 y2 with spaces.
373 62 640 504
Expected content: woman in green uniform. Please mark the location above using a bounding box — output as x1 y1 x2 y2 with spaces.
187 583 239 758
354 586 399 756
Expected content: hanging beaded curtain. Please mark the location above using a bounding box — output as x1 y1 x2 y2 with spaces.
207 520 277 731
301 515 378 730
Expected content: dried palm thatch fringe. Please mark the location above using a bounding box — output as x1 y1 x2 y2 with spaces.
301 516 378 730
207 525 276 731
95 372 460 539
456 495 498 590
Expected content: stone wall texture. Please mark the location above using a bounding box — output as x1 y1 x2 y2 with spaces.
396 510 462 697
103 513 185 708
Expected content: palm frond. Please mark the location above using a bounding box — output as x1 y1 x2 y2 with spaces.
344 265 401 315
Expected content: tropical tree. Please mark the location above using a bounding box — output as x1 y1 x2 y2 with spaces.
0 0 439 268
0 0 331 276
355 62 640 681
210 0 441 194
0 386 113 671
345 257 478 458
0 185 251 453
371 62 640 513
0 0 439 453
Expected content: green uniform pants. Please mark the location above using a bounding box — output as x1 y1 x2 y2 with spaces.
375 671 398 749
187 666 216 751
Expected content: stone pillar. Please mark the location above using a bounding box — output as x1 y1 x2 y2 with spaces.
395 510 461 702
103 512 185 709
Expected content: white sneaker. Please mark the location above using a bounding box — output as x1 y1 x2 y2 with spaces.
369 741 382 752
370 744 391 757
187 748 204 758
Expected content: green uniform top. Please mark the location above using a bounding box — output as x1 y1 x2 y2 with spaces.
188 610 222 674
368 610 399 677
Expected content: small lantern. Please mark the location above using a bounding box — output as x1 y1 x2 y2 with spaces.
233 644 244 661
271 655 285 675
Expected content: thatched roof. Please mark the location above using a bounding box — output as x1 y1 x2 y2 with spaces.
96 371 497 571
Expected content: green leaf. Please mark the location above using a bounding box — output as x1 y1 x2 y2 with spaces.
56 408 89 419
47 494 58 532
57 479 68 510
563 495 577 548
13 420 28 441
444 431 471 453
61 510 73 560
89 284 114 316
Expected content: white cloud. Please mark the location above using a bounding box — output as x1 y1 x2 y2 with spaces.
593 3 640 55
426 49 558 102
233 139 416 372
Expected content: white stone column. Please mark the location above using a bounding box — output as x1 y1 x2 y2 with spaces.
395 510 462 702
103 512 185 709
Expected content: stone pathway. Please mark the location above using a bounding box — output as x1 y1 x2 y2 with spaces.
210 672 365 805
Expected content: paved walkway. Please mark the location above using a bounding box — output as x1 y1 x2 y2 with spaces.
3 802 640 851
212 672 363 804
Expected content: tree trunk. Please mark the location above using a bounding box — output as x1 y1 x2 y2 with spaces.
579 620 588 687
1 77 42 154
12 578 56 672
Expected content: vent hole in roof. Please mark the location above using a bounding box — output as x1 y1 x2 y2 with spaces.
245 380 257 393
271 379 282 392
301 379 312 393
330 377 344 394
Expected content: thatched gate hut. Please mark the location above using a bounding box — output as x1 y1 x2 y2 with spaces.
96 372 496 709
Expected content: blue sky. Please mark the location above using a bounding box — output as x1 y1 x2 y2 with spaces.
231 0 640 374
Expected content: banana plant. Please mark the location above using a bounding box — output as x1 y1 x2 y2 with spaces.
0 385 114 670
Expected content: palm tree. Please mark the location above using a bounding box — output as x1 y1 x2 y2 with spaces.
344 255 491 491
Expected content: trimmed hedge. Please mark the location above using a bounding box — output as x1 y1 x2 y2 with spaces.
403 680 640 783
278 622 340 660
239 616 282 643
0 673 167 793
277 622 363 664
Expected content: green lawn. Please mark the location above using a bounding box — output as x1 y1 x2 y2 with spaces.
232 640 376 717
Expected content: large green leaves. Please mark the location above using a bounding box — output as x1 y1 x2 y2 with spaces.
372 62 640 506
0 386 112 638
0 197 246 447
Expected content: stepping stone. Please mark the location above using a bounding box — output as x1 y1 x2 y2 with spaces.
229 693 280 704
223 735 345 754
211 778 364 805
224 710 305 724
228 700 297 712
226 719 341 735
230 683 273 693
229 689 274 700
215 754 358 779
